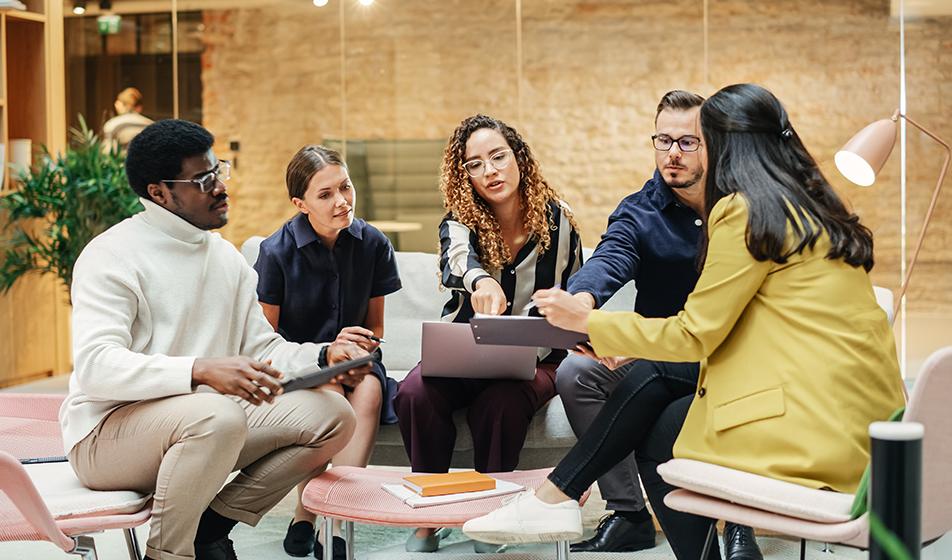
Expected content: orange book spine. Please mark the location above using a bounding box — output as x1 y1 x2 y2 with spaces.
416 479 496 497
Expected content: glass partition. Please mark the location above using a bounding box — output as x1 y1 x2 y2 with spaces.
61 0 952 375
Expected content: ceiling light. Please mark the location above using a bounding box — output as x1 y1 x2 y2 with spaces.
358 0 374 5
312 0 328 5
72 0 86 15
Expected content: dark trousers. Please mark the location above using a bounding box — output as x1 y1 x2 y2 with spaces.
547 360 721 560
394 363 557 473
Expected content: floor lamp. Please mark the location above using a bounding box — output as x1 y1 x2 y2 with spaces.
835 110 950 319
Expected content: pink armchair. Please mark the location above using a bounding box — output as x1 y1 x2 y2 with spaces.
657 346 952 558
0 393 152 559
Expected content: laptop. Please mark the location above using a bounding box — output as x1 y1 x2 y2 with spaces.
420 322 537 380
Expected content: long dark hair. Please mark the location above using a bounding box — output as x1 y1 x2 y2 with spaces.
700 84 874 271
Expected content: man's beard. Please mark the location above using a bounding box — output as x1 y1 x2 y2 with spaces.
667 167 704 190
169 190 227 230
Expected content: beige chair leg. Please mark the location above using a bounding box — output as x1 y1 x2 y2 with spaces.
70 535 98 560
555 539 570 560
343 520 354 560
123 528 142 560
323 517 334 560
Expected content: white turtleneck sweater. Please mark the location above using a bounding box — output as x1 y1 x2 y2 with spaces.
59 199 326 452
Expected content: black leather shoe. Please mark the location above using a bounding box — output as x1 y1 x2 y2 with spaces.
569 512 656 553
195 536 238 560
283 520 316 557
314 535 346 560
724 522 763 560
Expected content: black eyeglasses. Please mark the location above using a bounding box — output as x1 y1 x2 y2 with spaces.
162 161 231 193
652 135 701 153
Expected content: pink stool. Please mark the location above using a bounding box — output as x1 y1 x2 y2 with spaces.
302 466 572 559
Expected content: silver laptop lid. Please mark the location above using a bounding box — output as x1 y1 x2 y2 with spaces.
420 322 537 380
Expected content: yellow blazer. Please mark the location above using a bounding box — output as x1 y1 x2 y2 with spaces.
588 194 905 493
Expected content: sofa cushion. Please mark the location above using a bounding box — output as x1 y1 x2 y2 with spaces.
26 462 151 519
657 458 854 523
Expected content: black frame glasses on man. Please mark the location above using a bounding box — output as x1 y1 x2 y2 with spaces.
651 135 701 153
162 160 231 193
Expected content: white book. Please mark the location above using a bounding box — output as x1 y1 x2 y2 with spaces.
381 479 524 508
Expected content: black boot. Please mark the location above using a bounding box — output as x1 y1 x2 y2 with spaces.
283 520 316 557
724 522 763 560
570 512 656 553
313 535 346 560
194 536 238 560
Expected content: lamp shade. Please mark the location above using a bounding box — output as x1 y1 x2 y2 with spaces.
835 117 898 187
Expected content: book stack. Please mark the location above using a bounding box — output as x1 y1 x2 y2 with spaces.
382 470 524 508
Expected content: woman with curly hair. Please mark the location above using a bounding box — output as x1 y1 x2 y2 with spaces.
394 114 582 553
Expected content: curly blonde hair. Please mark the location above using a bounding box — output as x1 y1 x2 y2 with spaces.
439 114 576 273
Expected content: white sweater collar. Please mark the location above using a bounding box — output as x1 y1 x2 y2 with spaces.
139 198 211 244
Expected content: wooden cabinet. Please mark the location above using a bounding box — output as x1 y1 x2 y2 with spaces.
0 0 70 387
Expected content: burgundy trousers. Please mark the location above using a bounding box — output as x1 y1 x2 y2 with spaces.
394 362 557 473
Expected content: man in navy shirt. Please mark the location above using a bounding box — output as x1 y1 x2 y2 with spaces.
558 91 763 560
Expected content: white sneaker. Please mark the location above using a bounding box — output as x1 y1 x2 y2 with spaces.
462 490 583 544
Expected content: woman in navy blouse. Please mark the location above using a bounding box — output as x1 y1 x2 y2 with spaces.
394 114 583 553
254 145 402 560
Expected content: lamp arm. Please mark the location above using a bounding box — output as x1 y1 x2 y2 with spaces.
892 113 951 318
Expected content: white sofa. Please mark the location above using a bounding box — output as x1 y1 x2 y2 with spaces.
241 238 636 468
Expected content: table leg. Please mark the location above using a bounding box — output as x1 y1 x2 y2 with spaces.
343 520 355 560
323 517 335 560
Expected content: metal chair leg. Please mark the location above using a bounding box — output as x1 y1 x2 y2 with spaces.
555 539 570 560
343 520 354 560
123 527 143 560
70 535 98 560
822 542 834 553
801 538 807 560
699 521 717 560
323 517 335 560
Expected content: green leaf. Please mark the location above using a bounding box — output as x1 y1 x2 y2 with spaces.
0 114 141 296
868 511 915 560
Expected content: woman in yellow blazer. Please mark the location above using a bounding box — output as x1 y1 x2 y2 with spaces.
462 84 906 559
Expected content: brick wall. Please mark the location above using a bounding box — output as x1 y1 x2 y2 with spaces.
201 0 952 311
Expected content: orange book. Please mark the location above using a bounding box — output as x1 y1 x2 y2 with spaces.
402 471 497 497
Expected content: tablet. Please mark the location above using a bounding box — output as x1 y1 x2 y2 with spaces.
281 354 375 392
469 315 589 349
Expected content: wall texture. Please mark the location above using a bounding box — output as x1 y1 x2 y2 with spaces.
201 0 952 311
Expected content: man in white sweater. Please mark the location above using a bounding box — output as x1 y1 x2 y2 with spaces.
60 119 371 560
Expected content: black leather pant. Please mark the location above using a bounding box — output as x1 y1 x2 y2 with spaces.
547 359 721 560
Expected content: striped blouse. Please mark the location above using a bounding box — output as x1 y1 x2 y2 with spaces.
438 200 583 336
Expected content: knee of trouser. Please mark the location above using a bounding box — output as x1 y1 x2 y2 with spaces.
184 393 248 444
555 353 596 396
306 389 358 448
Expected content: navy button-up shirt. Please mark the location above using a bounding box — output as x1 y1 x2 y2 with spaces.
254 214 402 344
568 171 703 318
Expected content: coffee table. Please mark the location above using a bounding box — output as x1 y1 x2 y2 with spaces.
302 466 571 559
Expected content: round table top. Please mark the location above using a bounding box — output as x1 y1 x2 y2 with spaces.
367 220 423 233
302 466 552 528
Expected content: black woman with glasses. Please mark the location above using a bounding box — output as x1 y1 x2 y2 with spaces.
393 114 582 554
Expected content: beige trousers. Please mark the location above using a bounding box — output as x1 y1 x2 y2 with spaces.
69 390 356 560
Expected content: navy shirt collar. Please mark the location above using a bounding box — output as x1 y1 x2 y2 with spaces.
644 170 680 210
290 213 364 249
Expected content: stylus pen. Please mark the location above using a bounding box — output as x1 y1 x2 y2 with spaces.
522 283 562 312
366 334 386 344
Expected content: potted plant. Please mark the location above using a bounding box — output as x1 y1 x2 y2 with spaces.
0 116 142 298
